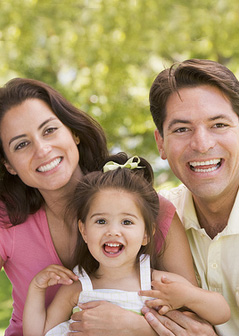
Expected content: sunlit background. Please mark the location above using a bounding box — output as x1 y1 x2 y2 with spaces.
1 0 239 332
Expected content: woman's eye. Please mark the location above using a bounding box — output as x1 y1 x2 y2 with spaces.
15 141 29 151
44 127 57 135
122 219 133 226
96 219 106 225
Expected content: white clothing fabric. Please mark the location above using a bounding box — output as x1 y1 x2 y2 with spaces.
160 184 239 336
46 254 152 335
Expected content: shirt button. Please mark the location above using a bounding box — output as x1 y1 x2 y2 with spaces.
212 263 218 269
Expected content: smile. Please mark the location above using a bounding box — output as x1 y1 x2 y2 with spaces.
37 157 62 172
189 159 221 173
103 242 124 255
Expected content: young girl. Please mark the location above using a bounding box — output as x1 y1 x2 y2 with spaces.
23 153 230 336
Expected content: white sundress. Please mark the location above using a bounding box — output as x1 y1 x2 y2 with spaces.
46 254 152 335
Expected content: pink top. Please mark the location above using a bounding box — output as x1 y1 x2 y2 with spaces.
156 194 175 252
0 195 175 336
0 208 62 336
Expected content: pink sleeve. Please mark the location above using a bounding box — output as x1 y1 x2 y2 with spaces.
155 193 176 253
0 226 14 261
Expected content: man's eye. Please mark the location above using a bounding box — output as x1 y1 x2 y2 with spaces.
122 220 133 225
174 127 189 133
213 123 228 128
96 219 106 224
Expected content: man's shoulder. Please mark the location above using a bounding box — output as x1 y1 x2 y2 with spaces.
159 184 188 201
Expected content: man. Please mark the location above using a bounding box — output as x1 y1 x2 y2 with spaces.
144 59 239 336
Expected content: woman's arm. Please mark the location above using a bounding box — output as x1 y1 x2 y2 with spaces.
158 212 198 286
23 264 78 336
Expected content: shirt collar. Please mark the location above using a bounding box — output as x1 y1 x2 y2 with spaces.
184 187 239 237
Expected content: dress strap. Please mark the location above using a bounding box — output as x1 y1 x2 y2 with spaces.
73 266 93 291
139 254 151 290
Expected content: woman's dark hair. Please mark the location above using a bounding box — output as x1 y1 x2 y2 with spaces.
150 59 239 136
68 152 161 275
0 78 108 226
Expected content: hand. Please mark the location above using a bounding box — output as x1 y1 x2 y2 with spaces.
140 275 193 315
69 300 157 336
141 307 218 336
32 264 78 289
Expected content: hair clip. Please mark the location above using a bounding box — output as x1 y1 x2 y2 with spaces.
103 156 144 173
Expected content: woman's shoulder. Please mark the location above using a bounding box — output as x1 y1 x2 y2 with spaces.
0 206 46 230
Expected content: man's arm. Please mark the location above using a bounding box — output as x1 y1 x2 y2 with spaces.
69 301 157 336
142 308 218 336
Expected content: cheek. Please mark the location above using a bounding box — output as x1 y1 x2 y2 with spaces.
166 139 187 161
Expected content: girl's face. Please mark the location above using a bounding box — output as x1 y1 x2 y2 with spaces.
79 188 148 272
0 98 82 195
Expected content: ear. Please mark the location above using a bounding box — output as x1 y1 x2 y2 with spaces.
3 161 17 175
78 220 87 243
73 133 80 145
154 129 167 160
142 232 149 246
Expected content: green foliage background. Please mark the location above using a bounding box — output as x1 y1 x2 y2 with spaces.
1 0 239 332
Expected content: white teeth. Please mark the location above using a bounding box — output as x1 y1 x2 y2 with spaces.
190 159 221 167
105 243 120 247
193 166 218 173
37 158 61 172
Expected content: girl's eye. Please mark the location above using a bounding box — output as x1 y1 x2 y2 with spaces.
122 219 133 226
44 127 57 135
15 141 29 151
96 219 106 225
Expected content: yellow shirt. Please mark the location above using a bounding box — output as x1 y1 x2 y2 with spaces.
160 184 239 336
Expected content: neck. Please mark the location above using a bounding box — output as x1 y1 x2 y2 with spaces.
41 171 82 220
193 189 237 239
93 261 140 290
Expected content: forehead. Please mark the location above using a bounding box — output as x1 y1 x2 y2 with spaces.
2 98 55 123
89 188 142 212
1 99 56 134
165 85 236 123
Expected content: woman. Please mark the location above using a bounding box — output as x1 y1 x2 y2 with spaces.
0 78 192 336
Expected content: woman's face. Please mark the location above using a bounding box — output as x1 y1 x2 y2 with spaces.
0 98 82 194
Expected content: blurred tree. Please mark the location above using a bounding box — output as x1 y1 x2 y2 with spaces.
0 0 239 184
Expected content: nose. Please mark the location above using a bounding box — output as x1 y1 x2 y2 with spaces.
190 127 216 153
106 224 122 237
34 140 52 158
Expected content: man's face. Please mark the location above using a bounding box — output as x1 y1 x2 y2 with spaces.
155 85 239 202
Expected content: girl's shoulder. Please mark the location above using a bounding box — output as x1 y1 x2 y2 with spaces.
55 278 82 307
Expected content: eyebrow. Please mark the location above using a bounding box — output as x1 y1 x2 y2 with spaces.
167 119 190 131
8 117 57 146
167 114 233 131
90 212 138 219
